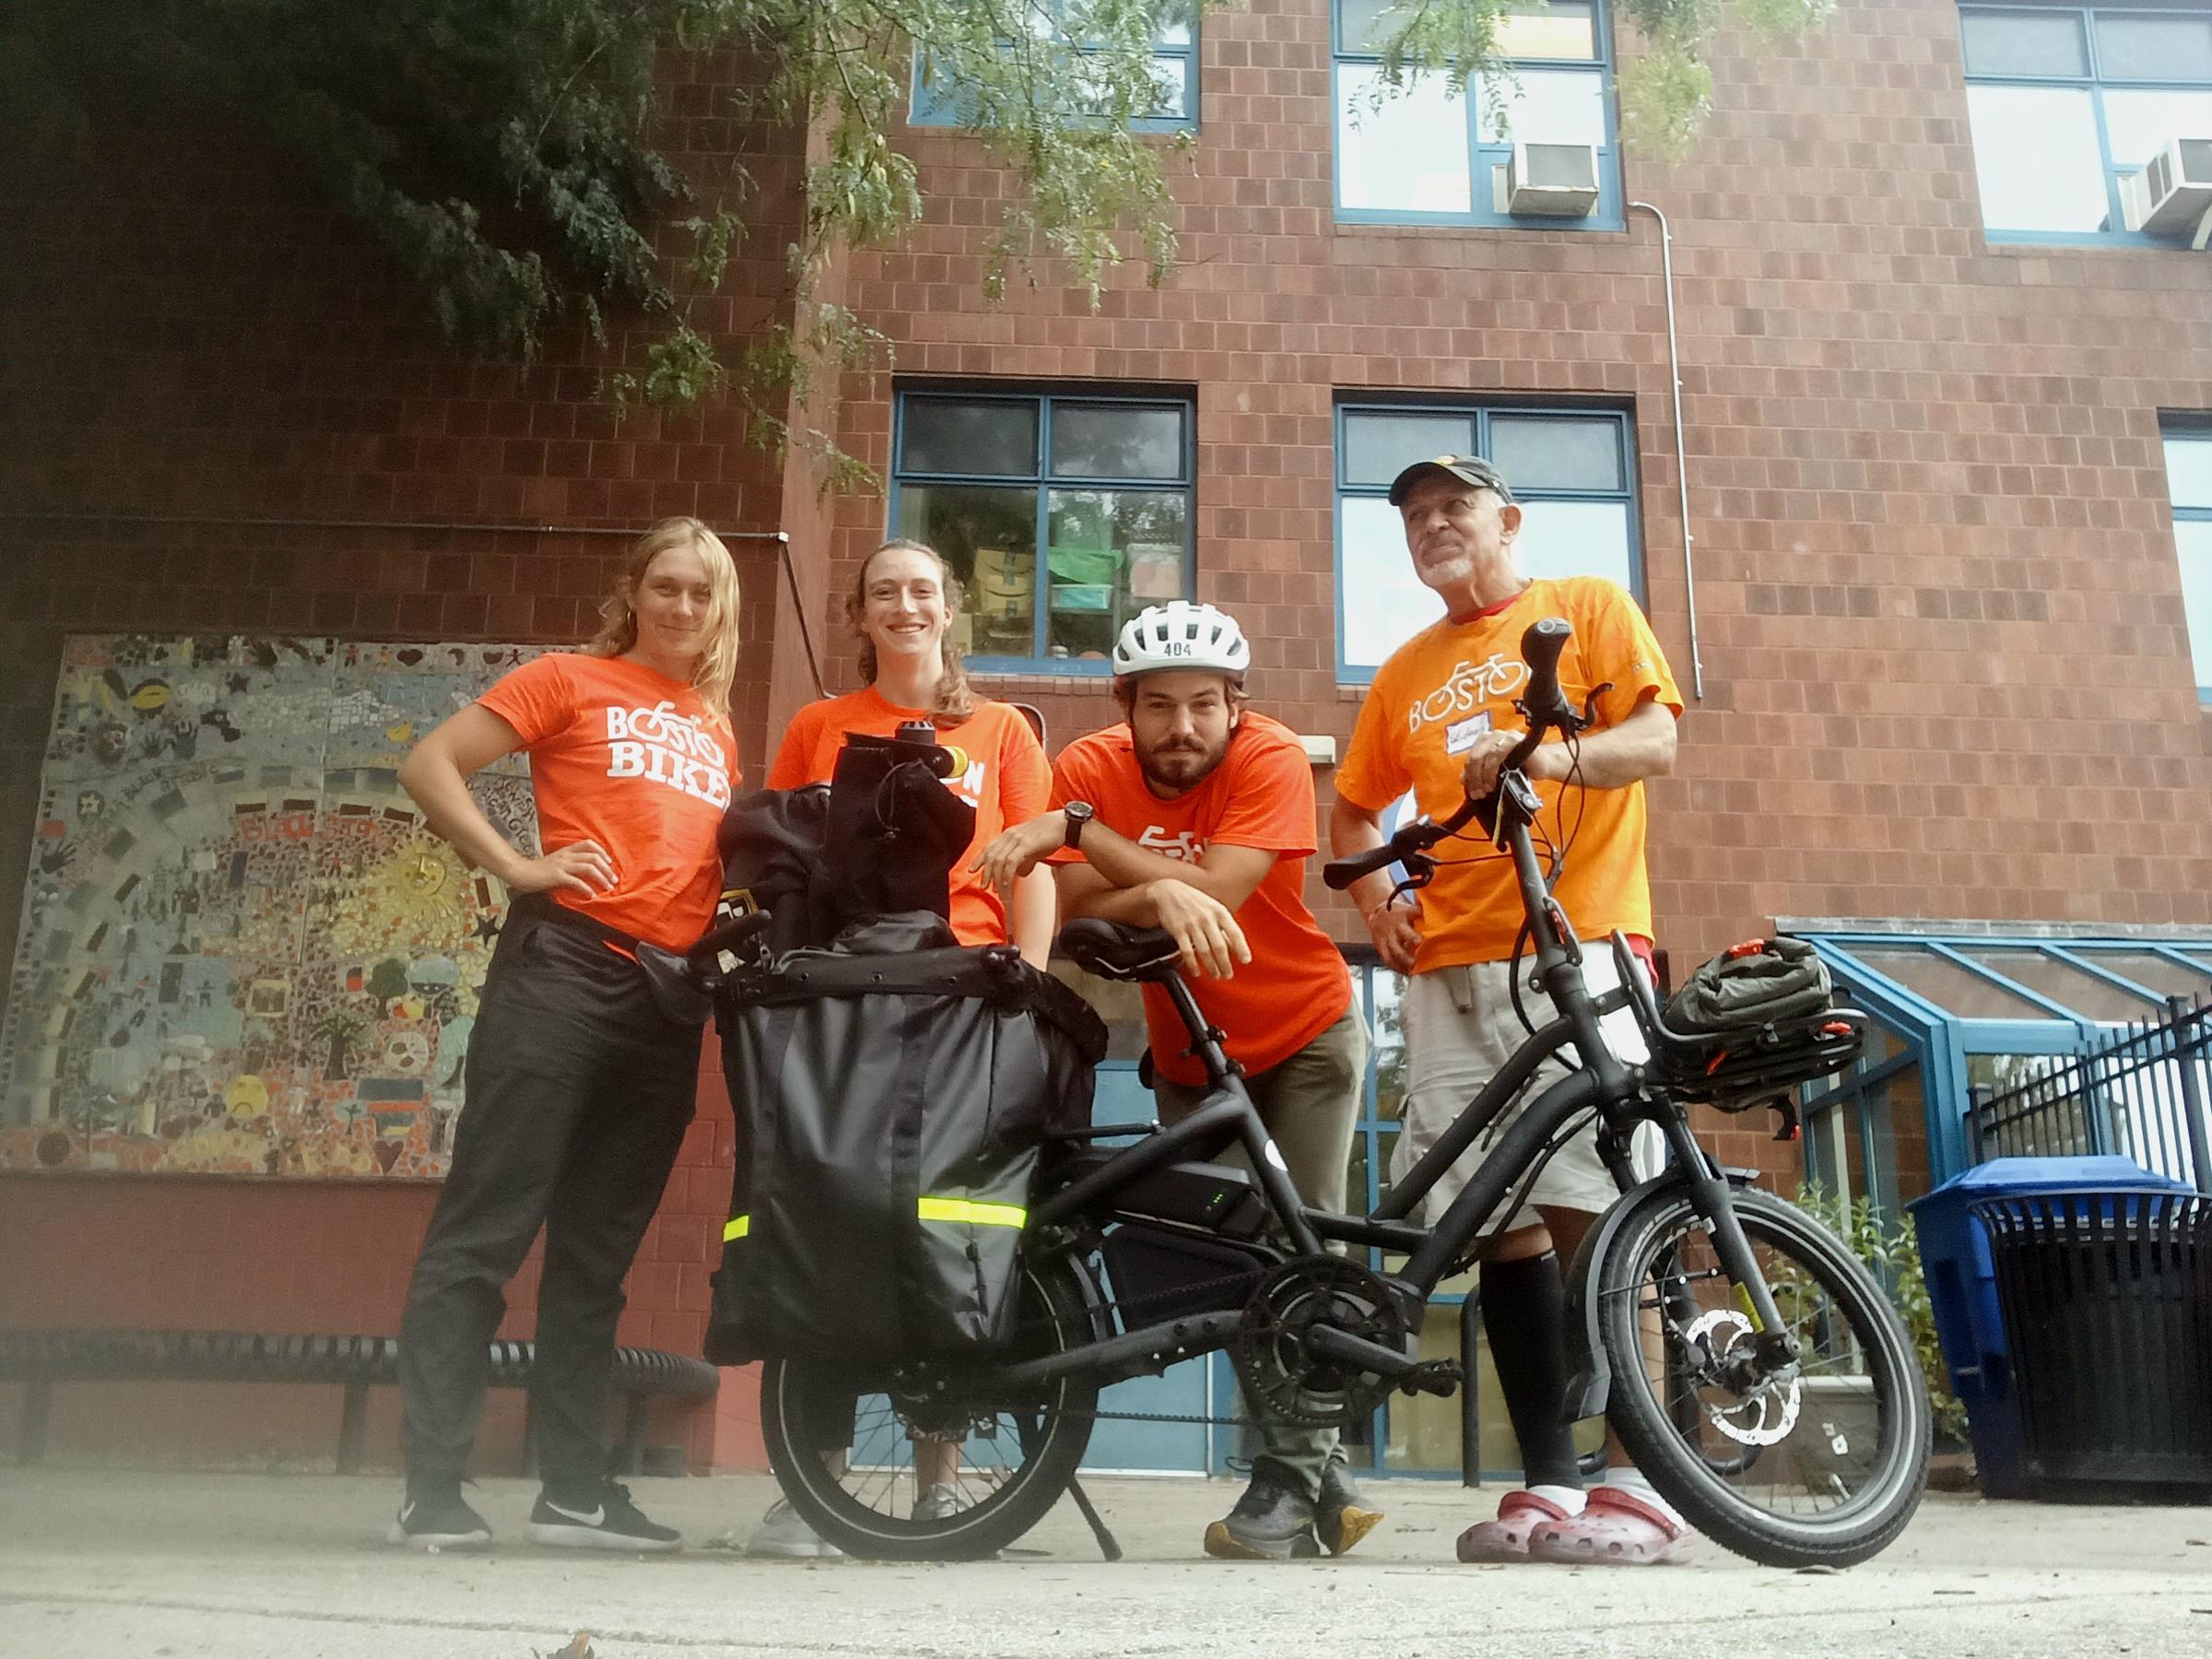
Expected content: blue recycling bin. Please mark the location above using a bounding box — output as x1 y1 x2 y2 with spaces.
1910 1157 2192 1498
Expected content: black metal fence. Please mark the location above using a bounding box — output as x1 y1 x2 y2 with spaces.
1969 995 2212 1193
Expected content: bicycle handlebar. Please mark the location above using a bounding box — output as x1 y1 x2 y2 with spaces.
1321 617 1576 893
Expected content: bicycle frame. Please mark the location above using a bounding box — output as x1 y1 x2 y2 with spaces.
998 774 1797 1400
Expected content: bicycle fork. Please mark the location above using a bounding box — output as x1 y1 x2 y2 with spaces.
1653 1112 1800 1375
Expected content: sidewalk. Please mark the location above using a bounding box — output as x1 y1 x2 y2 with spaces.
0 1468 2207 1658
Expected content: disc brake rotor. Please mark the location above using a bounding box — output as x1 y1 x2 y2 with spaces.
1685 1309 1802 1447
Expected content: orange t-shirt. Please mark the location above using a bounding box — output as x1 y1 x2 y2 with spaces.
767 686 1051 947
477 652 738 952
1050 712 1354 1086
1335 576 1683 974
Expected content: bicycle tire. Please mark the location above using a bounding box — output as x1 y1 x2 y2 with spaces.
759 1254 1100 1560
1595 1185 1929 1568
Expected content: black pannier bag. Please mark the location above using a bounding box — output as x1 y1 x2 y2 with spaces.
1660 935 1865 1110
704 724 1107 1366
702 938 1107 1365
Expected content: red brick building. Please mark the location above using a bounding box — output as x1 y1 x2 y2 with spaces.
6 0 2212 1476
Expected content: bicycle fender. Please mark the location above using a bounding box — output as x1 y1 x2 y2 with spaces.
1559 1164 1756 1422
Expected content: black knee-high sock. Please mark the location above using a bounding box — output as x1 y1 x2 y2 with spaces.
1479 1251 1583 1491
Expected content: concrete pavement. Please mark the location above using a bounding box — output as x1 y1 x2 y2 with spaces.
1 1468 2208 1658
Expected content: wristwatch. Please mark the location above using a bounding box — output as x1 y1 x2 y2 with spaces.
1062 801 1095 850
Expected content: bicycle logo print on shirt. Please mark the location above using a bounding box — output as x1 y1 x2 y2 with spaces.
605 701 733 810
1406 654 1530 736
1138 826 1205 862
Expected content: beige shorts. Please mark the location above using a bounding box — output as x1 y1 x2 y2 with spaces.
1393 951 1659 1234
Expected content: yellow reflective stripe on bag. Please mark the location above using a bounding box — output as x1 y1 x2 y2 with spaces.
724 1215 750 1241
916 1197 1027 1229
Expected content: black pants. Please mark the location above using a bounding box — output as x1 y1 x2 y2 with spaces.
398 905 700 1494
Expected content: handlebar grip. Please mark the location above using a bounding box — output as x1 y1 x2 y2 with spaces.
1520 617 1572 720
1322 841 1404 890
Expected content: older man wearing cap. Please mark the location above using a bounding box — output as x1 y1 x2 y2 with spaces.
1329 455 1690 1566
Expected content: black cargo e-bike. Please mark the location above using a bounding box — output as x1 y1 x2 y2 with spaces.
753 618 1932 1567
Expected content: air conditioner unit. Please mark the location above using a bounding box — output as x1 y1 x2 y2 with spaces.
2122 136 2212 238
1504 142 1600 217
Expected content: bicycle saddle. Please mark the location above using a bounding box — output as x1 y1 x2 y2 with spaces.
1058 919 1182 982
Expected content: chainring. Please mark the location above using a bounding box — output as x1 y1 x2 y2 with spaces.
1684 1309 1802 1447
1231 1255 1410 1428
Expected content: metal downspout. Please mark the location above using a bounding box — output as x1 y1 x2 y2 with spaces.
1629 201 1703 700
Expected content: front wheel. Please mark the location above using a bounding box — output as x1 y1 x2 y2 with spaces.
759 1254 1100 1560
1594 1185 1930 1568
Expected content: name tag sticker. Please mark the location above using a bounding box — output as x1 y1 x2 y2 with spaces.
1445 712 1493 757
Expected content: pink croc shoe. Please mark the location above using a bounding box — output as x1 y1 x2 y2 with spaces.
1527 1485 1697 1566
1455 1488 1575 1563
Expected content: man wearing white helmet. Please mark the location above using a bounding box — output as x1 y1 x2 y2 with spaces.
976 599 1378 1562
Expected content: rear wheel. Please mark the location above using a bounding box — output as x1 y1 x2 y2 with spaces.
1596 1185 1930 1567
759 1255 1100 1560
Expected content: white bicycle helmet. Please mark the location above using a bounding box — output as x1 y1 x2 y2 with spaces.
1111 601 1253 677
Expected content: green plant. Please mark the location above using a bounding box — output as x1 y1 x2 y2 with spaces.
1794 1185 1970 1445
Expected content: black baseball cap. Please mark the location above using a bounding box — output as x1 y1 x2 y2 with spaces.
1386 453 1516 507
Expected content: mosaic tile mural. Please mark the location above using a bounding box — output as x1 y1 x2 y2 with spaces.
0 635 546 1178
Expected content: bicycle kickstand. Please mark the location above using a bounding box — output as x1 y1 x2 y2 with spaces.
1065 1476 1123 1562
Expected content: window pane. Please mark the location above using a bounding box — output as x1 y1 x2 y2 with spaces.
1340 0 1411 53
1067 50 1187 120
1371 969 1407 1123
1339 65 1472 213
1343 412 1477 487
1342 495 1442 669
1044 488 1188 660
1477 66 1606 146
2102 88 2212 171
1960 947 2161 1022
897 483 1038 658
2080 948 2212 999
1513 500 1633 590
1487 415 1623 491
1853 947 2055 1020
1051 403 1185 480
1960 9 2088 76
2175 520 2212 690
901 398 1039 477
2165 434 2212 508
2097 13 2212 80
1497 1 1597 61
1966 85 2111 230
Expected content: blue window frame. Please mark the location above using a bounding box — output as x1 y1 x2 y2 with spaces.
1333 0 1623 230
2161 421 2212 699
911 4 1199 134
888 389 1196 674
1961 3 2212 244
1796 930 2212 1221
1333 401 1642 683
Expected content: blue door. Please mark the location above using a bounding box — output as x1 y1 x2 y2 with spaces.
1077 1062 1219 1474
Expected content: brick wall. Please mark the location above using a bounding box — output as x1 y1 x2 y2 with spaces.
0 61 806 1472
806 0 2212 994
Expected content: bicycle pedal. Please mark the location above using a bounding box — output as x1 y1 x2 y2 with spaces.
1403 1359 1464 1398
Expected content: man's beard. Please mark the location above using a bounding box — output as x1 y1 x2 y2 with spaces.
1137 735 1229 794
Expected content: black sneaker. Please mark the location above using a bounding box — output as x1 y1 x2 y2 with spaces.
386 1487 492 1551
1202 1456 1321 1560
1314 1459 1385 1557
527 1480 682 1553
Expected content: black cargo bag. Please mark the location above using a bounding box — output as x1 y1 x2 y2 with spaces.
703 938 1109 1366
1662 935 1864 1109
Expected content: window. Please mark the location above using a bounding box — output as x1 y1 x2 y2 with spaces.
1961 4 2212 242
1334 0 1620 229
2164 423 2212 698
889 390 1194 672
1334 403 1641 681
912 3 1198 133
